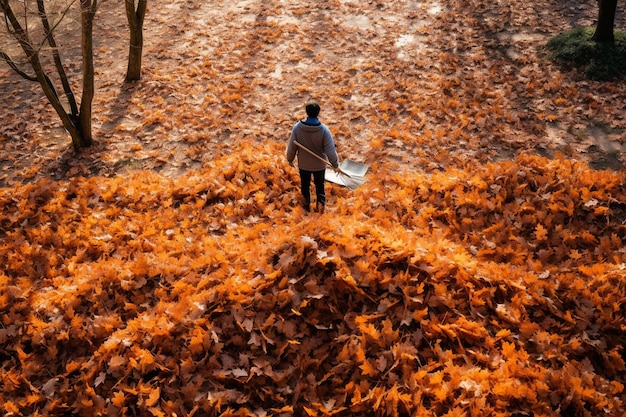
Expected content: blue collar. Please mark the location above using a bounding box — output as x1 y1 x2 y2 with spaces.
302 117 321 126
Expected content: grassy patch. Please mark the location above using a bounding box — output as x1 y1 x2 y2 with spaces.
546 26 626 81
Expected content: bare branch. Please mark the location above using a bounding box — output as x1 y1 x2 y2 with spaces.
37 0 78 115
0 50 36 80
1 0 37 61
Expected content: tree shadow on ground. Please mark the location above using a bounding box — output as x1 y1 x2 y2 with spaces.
469 0 626 172
546 26 626 82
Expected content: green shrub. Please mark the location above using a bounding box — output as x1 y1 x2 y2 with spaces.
545 26 626 81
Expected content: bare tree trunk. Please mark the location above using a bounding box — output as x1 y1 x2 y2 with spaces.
592 0 618 43
79 0 98 149
125 0 147 82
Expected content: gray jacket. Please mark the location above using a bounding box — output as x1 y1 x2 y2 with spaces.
287 121 339 171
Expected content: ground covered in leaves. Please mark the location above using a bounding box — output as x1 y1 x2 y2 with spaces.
1 0 626 416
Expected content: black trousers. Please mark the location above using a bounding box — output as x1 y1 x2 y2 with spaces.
299 169 325 211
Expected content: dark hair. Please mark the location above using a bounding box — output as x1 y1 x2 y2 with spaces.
305 102 321 117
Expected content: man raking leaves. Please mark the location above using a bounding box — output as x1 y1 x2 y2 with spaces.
286 102 339 213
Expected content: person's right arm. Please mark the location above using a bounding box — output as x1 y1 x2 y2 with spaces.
286 124 298 164
323 127 339 168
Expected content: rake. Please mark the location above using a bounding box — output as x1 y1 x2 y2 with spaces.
294 141 367 190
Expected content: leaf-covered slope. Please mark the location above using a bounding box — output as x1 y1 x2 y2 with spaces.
1 142 624 416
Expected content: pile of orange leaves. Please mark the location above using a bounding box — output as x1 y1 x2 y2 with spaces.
1 141 625 417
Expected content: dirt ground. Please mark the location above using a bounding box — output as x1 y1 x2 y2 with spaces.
1 0 625 186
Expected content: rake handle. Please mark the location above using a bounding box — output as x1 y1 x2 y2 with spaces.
293 141 356 179
293 141 336 169
294 141 365 190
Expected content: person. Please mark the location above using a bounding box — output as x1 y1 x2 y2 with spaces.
286 102 339 213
